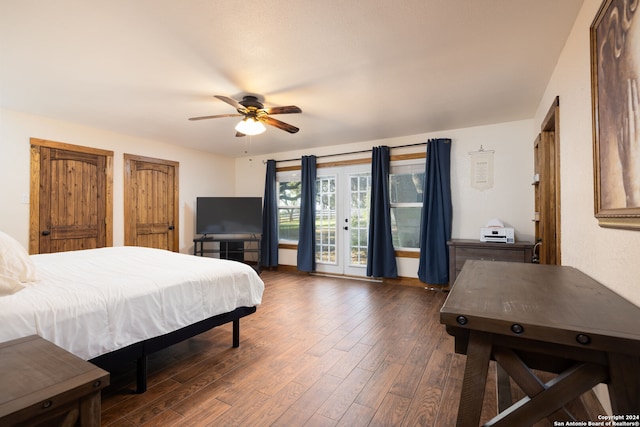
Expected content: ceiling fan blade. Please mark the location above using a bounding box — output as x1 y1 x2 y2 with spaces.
263 116 299 134
265 105 302 115
188 113 243 121
214 95 247 113
236 131 246 137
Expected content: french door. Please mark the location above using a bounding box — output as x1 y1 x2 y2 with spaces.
315 165 371 277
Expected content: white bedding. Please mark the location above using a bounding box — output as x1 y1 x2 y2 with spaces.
0 246 264 360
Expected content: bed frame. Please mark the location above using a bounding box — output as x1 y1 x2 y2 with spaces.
89 305 256 393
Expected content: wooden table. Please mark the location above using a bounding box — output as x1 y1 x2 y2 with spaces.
0 335 109 426
440 261 640 426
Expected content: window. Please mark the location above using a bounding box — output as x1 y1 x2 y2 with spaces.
276 156 426 255
389 160 425 249
277 171 301 242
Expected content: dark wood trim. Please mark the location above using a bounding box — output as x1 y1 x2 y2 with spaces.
278 243 298 250
534 97 561 265
276 151 426 172
30 137 114 156
541 96 559 132
395 250 419 258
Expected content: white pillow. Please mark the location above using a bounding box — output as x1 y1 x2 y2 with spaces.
0 273 25 296
0 231 38 284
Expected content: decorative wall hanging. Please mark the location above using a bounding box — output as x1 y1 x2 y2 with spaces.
591 0 640 229
469 145 494 191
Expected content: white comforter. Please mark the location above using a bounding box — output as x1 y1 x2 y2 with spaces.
0 246 264 360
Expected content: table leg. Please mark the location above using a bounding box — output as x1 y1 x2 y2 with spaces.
493 347 573 422
79 390 102 426
496 363 512 413
607 352 640 414
457 330 492 427
485 362 608 427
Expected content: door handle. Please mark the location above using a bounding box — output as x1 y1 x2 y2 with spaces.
168 225 175 230
42 230 50 236
343 226 348 231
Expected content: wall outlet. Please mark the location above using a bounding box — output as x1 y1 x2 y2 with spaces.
21 193 29 204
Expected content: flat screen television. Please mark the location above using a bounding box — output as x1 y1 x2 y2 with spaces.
196 197 263 235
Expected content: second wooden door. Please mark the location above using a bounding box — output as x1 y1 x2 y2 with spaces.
124 154 179 251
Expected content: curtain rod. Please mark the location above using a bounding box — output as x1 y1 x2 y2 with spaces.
267 141 428 164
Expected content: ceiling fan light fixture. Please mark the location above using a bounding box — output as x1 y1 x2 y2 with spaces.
235 117 266 135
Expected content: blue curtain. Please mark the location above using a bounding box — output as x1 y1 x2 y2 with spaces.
297 155 317 272
418 138 452 284
261 160 278 268
367 146 398 278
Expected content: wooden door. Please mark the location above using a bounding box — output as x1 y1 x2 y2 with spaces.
124 154 179 251
533 97 561 265
29 139 113 254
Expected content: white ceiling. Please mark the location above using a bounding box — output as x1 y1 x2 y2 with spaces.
0 1 584 158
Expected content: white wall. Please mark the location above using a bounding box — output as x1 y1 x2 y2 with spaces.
0 108 236 253
236 119 535 277
534 0 640 411
534 0 640 308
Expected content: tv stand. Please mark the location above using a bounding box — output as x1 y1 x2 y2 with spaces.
194 235 261 273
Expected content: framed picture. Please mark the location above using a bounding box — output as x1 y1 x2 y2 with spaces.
590 0 640 229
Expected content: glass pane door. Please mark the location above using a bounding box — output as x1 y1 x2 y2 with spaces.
315 175 337 265
346 172 370 275
315 165 370 277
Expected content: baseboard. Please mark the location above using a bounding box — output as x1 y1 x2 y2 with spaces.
265 265 447 290
264 264 300 274
382 276 447 291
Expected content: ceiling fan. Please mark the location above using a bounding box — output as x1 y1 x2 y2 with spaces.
189 95 302 136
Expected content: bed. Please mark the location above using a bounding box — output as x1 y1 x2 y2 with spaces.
0 231 265 393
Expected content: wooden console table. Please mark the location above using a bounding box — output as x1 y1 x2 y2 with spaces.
0 335 109 426
447 239 534 285
440 260 640 426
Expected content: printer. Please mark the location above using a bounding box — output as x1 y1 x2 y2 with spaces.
480 219 515 243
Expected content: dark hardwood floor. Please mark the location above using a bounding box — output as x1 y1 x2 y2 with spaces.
100 270 593 426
